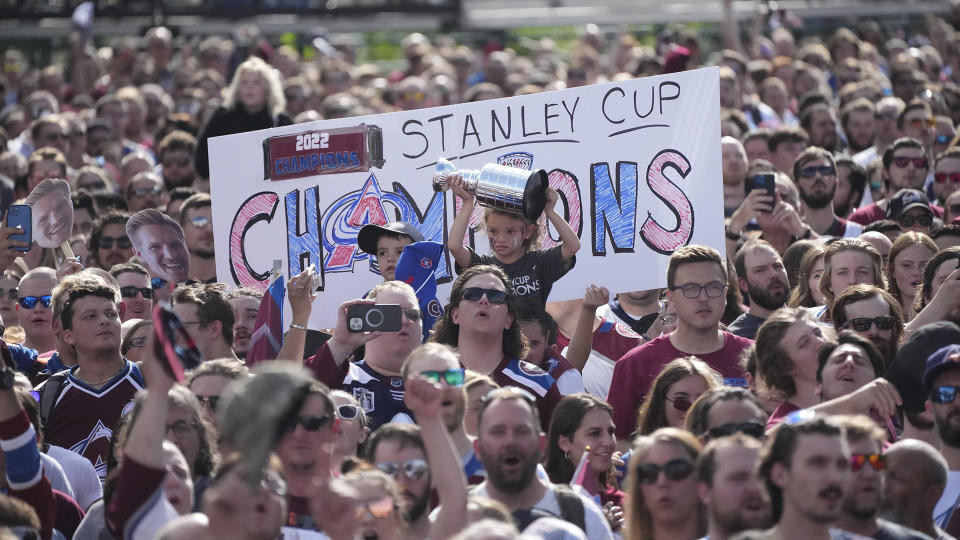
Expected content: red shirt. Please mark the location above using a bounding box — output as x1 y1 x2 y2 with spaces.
606 332 752 438
849 201 943 226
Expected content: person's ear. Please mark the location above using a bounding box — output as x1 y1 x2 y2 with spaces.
62 327 76 346
504 311 514 331
698 481 712 506
771 461 788 489
451 306 460 325
737 276 748 292
557 435 572 455
209 320 223 337
118 301 127 321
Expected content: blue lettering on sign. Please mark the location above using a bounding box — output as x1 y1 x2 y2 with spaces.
274 152 360 176
590 161 637 255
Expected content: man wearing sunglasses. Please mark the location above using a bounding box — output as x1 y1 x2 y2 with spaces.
924 344 960 530
16 267 57 354
361 423 434 539
834 415 929 539
933 148 960 207
89 212 134 271
109 262 153 321
178 193 217 283
831 285 904 368
791 147 863 238
756 413 851 540
851 137 944 226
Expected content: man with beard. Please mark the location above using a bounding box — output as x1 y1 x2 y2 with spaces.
472 387 613 538
753 413 850 540
834 159 867 218
793 147 863 238
834 415 930 539
850 138 941 226
830 285 904 368
227 287 262 359
178 194 216 283
801 104 840 153
924 344 960 529
882 439 952 540
401 343 484 483
729 240 789 339
37 279 144 483
127 208 190 284
89 212 134 271
840 98 876 155
362 423 434 539
722 136 749 217
172 283 240 363
696 434 772 540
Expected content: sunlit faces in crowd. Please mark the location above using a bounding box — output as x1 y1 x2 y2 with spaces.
626 429 703 539
933 150 960 204
482 211 533 263
0 272 19 327
793 152 837 211
819 240 884 306
16 269 57 346
236 69 270 112
816 334 883 402
548 395 617 481
126 171 167 212
120 319 152 365
376 235 413 282
329 390 368 462
115 268 153 321
364 285 422 367
697 435 772 538
839 416 888 525
161 440 195 515
721 137 748 186
451 271 514 335
337 470 404 540
368 428 432 526
881 439 949 532
738 242 789 311
919 249 960 325
830 285 903 366
61 292 122 356
473 391 544 495
928 366 960 451
685 388 766 443
181 200 214 258
198 457 288 540
638 358 721 435
187 359 248 425
667 260 727 332
94 218 135 270
886 142 929 193
886 232 936 314
402 344 466 433
462 374 498 438
274 391 337 471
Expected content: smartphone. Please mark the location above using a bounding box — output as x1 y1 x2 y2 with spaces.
5 205 31 252
346 304 403 332
745 173 776 212
152 304 204 382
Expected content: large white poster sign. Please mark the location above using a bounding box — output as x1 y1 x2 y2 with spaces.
209 67 724 330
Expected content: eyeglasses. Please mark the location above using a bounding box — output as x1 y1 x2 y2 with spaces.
461 287 509 304
403 308 422 322
935 134 954 146
705 421 766 440
18 295 52 309
930 385 960 404
78 180 106 191
376 459 429 481
907 117 937 129
1 288 17 300
133 185 164 198
665 395 693 412
935 172 960 184
120 286 153 299
165 420 199 437
188 215 210 228
670 281 727 299
421 368 466 387
152 277 169 290
798 165 836 179
41 132 65 141
195 395 220 412
898 213 933 228
98 235 132 250
892 156 929 169
354 496 395 519
850 453 885 472
635 459 695 484
842 316 897 332
284 414 334 433
336 404 360 420
129 336 146 349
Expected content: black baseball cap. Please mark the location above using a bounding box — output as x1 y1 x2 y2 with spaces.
925 343 960 392
886 188 932 220
885 321 960 412
357 221 424 255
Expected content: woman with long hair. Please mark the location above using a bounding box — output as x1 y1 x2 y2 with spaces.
635 357 721 436
886 231 937 321
786 245 826 308
545 394 623 510
624 427 704 540
195 56 292 180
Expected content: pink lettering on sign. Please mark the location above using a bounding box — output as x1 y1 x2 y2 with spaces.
229 191 281 289
542 169 583 248
640 149 694 254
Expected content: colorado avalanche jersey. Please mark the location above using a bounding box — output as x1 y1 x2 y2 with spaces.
556 315 644 398
43 360 144 483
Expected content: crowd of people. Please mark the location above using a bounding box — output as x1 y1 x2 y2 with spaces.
3 2 960 540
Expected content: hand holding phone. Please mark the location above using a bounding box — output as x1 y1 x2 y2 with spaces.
5 205 32 252
745 173 777 213
346 304 403 332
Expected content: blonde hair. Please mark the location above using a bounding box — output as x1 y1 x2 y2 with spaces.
223 56 286 118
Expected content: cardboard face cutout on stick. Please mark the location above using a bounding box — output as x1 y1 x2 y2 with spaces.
25 178 73 249
126 208 191 284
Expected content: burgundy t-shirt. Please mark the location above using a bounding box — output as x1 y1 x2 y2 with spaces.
849 201 943 226
606 332 752 438
766 400 800 431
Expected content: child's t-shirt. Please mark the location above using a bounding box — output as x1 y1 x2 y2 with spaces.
462 245 575 306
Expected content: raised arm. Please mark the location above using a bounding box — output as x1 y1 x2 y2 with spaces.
276 268 316 363
447 174 475 269
565 285 609 371
905 267 960 335
404 375 467 540
544 187 581 260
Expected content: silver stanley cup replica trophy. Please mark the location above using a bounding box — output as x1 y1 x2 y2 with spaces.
432 158 548 221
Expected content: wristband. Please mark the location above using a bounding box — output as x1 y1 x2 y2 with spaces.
289 323 307 331
801 226 813 240
725 225 741 241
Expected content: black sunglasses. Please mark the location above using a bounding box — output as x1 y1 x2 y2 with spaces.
898 213 933 228
798 165 836 178
636 459 695 484
120 286 153 299
705 421 766 440
284 414 334 433
665 395 693 412
461 287 509 304
98 235 132 250
842 316 897 332
18 295 52 309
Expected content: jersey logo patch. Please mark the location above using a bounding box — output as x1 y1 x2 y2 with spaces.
615 323 642 339
354 387 375 412
517 360 547 376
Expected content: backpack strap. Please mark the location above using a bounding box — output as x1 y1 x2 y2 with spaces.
552 484 586 533
38 370 69 430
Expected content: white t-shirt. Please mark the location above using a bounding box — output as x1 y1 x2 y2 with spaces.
48 444 103 510
472 481 614 540
934 470 960 528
